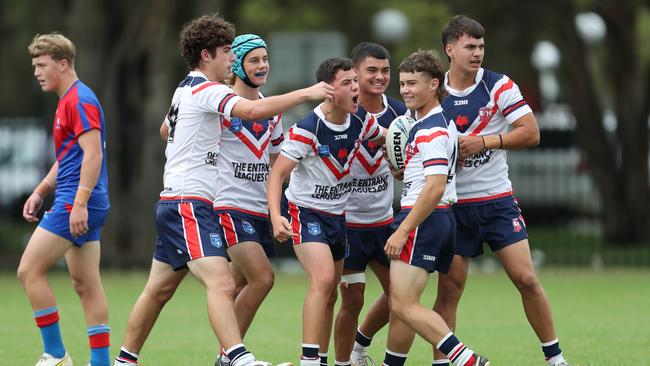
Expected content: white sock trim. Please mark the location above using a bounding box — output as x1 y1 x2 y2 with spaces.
120 346 139 358
225 343 246 354
436 332 454 350
541 338 559 347
357 328 372 340
302 343 320 348
386 349 408 358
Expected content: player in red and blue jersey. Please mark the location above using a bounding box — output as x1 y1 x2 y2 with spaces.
432 16 569 366
18 33 111 366
267 58 382 366
381 50 489 366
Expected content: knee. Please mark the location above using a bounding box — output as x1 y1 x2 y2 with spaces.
253 269 275 294
389 298 412 321
326 286 339 307
512 272 542 294
16 263 32 286
310 272 337 295
341 289 365 314
144 281 180 304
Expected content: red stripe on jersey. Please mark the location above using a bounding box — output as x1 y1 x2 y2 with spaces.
469 79 513 136
399 227 418 264
214 206 269 218
320 156 350 180
89 332 110 349
456 190 513 205
191 81 222 95
159 195 213 205
218 213 239 246
222 118 270 159
346 217 393 229
355 150 383 175
423 158 448 167
503 99 527 116
415 130 448 145
288 201 302 245
217 93 237 114
35 311 59 328
81 102 102 130
289 128 315 146
179 203 203 260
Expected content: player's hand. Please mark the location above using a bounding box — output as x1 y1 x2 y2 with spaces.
271 215 293 243
305 82 335 102
384 228 409 260
458 135 485 159
382 145 404 180
69 201 89 238
23 192 44 223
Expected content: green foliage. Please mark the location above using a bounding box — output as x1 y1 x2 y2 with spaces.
2 270 649 364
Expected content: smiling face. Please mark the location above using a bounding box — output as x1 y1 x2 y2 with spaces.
243 47 269 86
32 54 66 93
331 68 360 114
399 71 439 114
355 56 390 97
445 33 484 74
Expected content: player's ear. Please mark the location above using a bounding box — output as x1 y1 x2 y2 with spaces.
445 43 453 59
430 77 439 93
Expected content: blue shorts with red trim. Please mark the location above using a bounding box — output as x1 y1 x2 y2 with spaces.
453 195 528 257
215 209 274 258
344 224 391 271
393 207 455 273
281 197 347 261
154 199 226 271
39 201 108 246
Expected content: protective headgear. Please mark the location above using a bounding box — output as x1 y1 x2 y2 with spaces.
231 34 267 88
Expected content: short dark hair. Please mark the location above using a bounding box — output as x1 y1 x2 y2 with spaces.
398 50 447 101
351 42 390 66
179 14 235 70
441 15 485 47
316 57 354 84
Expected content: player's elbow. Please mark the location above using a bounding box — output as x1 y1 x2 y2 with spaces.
527 129 540 147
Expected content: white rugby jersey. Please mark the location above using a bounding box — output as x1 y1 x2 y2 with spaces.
400 105 458 209
281 104 382 215
346 94 408 227
442 68 532 203
214 93 283 217
161 71 242 202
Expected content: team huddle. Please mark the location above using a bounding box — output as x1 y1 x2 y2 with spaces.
18 13 570 366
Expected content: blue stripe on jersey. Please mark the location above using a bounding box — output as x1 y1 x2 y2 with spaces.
218 93 237 113
408 112 450 143
503 99 527 117
423 158 449 167
178 75 208 88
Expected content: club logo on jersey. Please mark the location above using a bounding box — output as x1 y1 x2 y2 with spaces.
210 233 223 248
251 121 265 135
455 115 470 130
242 220 256 234
512 218 522 233
307 222 321 236
478 107 493 125
317 145 330 157
366 140 381 154
229 118 243 133
337 148 349 163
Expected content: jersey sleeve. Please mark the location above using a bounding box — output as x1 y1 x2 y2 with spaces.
69 97 102 137
415 127 450 176
268 114 285 154
193 83 243 118
280 123 315 162
362 114 383 141
495 76 533 124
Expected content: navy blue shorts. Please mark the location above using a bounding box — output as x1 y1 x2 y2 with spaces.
154 199 227 271
215 209 274 258
392 208 455 273
453 195 528 257
344 225 391 271
39 201 108 246
281 198 347 261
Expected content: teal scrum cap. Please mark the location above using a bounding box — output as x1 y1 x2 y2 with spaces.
231 34 267 88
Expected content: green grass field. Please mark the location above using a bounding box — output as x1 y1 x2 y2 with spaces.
1 268 649 365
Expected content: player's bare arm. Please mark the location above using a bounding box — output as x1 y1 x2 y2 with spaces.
160 121 169 141
458 112 540 159
23 161 58 223
266 155 296 242
384 174 446 259
230 81 334 121
69 129 103 238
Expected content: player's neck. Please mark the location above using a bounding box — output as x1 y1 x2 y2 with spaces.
233 80 260 100
358 93 384 114
415 98 440 120
321 101 347 124
55 72 79 97
447 66 477 90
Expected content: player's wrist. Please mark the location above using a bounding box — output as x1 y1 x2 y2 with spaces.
483 134 502 149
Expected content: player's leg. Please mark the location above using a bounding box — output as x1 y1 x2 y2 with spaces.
497 239 566 364
65 240 111 365
114 258 187 365
228 241 275 338
432 255 471 363
382 313 415 366
318 258 343 365
390 261 487 366
294 242 338 365
17 227 73 361
334 269 366 363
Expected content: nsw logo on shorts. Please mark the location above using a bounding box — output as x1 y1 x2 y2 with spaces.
307 222 321 236
242 220 256 235
230 118 243 133
210 233 223 248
